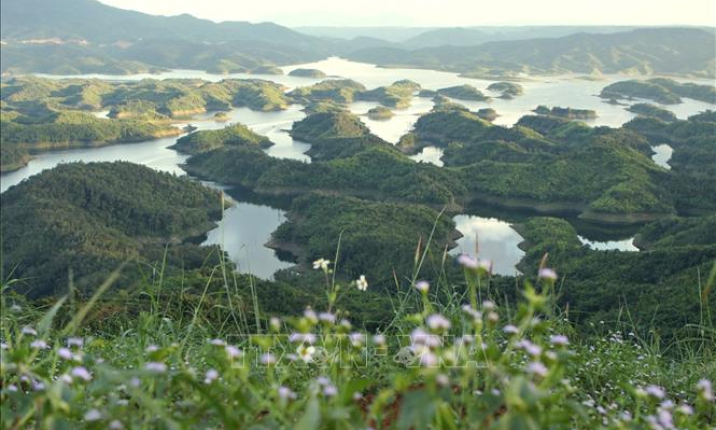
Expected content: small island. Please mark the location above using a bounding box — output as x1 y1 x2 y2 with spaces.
437 84 491 101
213 112 230 122
533 105 598 120
171 123 273 155
366 106 395 120
600 78 716 105
488 82 524 98
627 103 677 122
288 68 327 78
476 108 499 122
250 65 284 75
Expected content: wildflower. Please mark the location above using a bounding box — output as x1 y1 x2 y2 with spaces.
318 312 336 324
353 392 364 400
30 340 48 349
410 328 442 348
21 326 37 336
67 337 84 348
225 345 242 359
645 385 666 399
457 254 478 269
130 377 141 387
373 334 386 347
419 351 439 367
289 333 316 344
415 280 430 293
503 325 519 334
482 300 496 310
656 409 674 429
60 374 73 384
57 347 73 360
316 376 331 386
356 275 369 291
7 384 18 392
426 314 451 332
696 379 713 401
144 362 168 373
349 332 365 347
204 369 219 384
339 319 352 330
84 409 102 422
209 339 226 346
270 317 282 331
312 258 330 271
550 335 569 346
278 386 297 400
260 353 277 365
32 380 45 391
487 312 499 323
323 384 338 397
538 268 558 281
297 344 316 362
462 305 482 320
676 404 693 415
0 342 8 350
304 309 318 324
71 366 92 381
436 374 450 387
527 361 548 377
478 259 492 272
109 420 124 430
145 344 159 353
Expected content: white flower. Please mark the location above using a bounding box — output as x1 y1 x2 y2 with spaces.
144 362 168 373
457 254 478 269
109 420 124 430
209 339 226 346
67 337 84 348
297 344 316 363
270 317 281 331
349 332 365 347
419 351 439 367
145 344 159 353
260 353 277 365
21 326 37 336
84 409 102 422
318 312 336 324
356 275 368 291
426 314 451 332
503 325 519 334
436 374 450 387
415 280 430 293
30 340 48 349
696 379 713 401
323 384 338 397
289 333 316 344
373 334 386 346
312 258 330 271
410 328 442 348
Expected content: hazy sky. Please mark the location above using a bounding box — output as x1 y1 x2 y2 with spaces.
98 0 716 27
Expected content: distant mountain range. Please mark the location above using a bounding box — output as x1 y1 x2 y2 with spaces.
1 0 714 77
346 28 716 78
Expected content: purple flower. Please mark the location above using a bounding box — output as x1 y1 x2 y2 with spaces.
323 384 338 397
278 386 297 400
57 347 73 360
415 280 430 293
84 409 102 422
204 369 219 384
457 254 478 269
645 385 666 399
550 335 569 346
66 337 84 348
527 362 548 377
225 345 242 359
30 340 48 349
21 326 37 336
71 366 92 381
538 268 558 281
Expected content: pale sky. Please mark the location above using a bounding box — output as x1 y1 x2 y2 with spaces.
98 0 716 27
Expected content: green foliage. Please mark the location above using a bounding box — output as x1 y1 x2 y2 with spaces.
601 78 716 104
627 103 677 122
172 123 273 155
1 162 223 297
487 81 524 96
288 68 327 78
289 80 367 105
356 80 421 109
272 193 454 282
436 84 490 101
533 105 598 119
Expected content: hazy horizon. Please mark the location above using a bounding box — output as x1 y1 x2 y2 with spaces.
98 0 716 27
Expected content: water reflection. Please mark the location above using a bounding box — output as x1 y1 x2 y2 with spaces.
410 146 444 166
449 215 525 276
651 144 673 170
578 236 638 252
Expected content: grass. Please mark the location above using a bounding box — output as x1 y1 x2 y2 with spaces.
1 236 715 428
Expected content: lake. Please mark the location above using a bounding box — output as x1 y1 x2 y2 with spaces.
6 57 714 278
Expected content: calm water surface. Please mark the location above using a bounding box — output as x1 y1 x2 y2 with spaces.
449 215 526 276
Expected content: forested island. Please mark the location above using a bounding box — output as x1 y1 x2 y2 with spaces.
600 78 716 104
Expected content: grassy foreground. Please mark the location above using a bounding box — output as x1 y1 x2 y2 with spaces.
1 257 715 429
